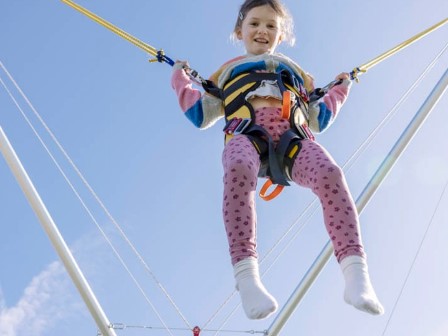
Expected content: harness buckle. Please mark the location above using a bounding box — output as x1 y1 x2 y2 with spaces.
223 118 251 135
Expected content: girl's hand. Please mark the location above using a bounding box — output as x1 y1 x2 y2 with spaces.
173 61 203 85
173 60 189 71
335 72 350 81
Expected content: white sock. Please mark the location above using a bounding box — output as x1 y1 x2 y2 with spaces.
233 257 278 319
340 255 384 315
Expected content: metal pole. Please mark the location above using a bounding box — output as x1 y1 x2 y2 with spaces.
268 67 448 336
0 126 117 336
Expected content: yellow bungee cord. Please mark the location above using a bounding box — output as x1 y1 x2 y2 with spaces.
61 0 206 84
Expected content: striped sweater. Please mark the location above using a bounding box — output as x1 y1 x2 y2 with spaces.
171 53 351 133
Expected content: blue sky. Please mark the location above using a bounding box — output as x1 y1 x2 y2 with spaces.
1 1 447 335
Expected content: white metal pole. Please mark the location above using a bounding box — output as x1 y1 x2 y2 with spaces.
267 67 448 336
0 126 117 336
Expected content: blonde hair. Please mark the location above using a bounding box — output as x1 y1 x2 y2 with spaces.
232 0 295 46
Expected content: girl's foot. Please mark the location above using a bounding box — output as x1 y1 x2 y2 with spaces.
340 255 384 315
234 257 278 319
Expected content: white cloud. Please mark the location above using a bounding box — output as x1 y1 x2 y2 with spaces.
0 261 80 336
0 227 127 336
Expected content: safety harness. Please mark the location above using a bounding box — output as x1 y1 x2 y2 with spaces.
203 70 315 200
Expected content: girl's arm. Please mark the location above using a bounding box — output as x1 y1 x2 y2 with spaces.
307 73 352 133
171 61 223 129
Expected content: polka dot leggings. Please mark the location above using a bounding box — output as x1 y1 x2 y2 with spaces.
222 109 365 265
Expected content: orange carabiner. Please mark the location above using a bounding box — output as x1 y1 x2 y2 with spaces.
259 179 284 201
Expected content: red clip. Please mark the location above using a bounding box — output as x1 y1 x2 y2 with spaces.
223 118 251 135
298 83 309 103
223 118 242 135
192 326 201 336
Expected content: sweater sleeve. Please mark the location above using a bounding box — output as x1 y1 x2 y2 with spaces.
171 68 224 129
308 79 352 133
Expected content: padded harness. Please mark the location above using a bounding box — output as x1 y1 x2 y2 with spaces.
203 70 315 197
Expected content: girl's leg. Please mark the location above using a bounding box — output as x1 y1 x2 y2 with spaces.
222 135 277 319
291 139 383 315
222 135 259 264
291 139 363 261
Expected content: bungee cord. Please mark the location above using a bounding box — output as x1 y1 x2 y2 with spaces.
60 0 174 65
381 173 448 336
354 18 448 79
0 64 177 336
0 61 190 334
108 323 266 335
60 0 205 86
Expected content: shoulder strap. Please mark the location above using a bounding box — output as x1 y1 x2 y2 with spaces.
202 80 223 99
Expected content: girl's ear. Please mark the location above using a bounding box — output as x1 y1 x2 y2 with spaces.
236 28 243 40
278 33 284 45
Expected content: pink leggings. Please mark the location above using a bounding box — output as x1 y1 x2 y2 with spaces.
222 109 365 265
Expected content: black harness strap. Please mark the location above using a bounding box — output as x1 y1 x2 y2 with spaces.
274 129 303 181
243 124 290 186
202 79 223 99
245 126 306 186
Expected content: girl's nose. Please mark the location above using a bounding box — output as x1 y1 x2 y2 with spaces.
257 27 267 35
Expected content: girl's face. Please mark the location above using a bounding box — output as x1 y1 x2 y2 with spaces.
236 5 283 55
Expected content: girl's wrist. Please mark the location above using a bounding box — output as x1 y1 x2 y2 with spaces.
339 78 352 89
173 62 185 72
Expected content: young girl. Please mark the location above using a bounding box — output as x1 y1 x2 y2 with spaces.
171 0 384 320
